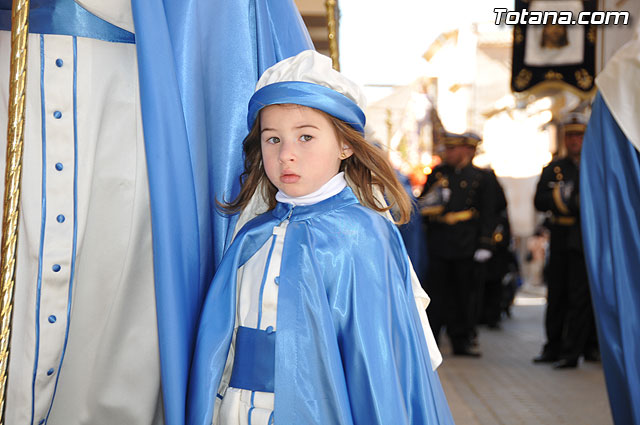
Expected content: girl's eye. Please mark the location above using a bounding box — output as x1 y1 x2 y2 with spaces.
265 137 280 144
300 135 312 142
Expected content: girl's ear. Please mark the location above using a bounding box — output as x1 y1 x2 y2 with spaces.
339 144 354 160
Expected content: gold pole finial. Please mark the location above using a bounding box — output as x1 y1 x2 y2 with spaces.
1 0 30 422
325 0 339 71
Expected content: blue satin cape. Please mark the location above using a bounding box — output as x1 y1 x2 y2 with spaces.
581 93 640 425
396 171 428 281
130 1 313 423
188 188 454 425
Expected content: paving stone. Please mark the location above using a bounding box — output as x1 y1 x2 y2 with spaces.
436 295 613 425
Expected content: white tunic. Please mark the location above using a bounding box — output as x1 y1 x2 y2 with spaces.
0 5 162 425
213 174 348 425
214 221 284 425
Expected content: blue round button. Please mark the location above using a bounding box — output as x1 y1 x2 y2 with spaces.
48 315 56 323
265 326 274 334
38 420 45 425
274 276 280 285
53 111 62 119
47 368 55 376
55 162 63 171
56 214 65 223
55 58 63 67
52 264 61 272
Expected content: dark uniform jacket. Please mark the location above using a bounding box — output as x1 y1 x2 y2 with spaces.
483 169 512 281
534 157 582 252
419 162 496 259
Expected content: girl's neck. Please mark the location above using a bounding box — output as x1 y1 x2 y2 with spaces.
276 172 346 206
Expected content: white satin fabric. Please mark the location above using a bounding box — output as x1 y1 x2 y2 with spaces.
275 171 347 206
596 23 640 153
0 8 162 425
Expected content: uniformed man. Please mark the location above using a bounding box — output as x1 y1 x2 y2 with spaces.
478 169 512 330
419 132 495 357
532 113 598 368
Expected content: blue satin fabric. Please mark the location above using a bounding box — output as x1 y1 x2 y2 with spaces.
131 1 312 424
396 171 428 280
581 93 640 425
229 326 276 393
248 81 366 134
0 0 134 43
188 188 454 425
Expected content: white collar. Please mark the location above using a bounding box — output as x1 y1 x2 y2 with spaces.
275 172 347 206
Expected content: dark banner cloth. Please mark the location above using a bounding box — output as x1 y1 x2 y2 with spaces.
511 0 597 94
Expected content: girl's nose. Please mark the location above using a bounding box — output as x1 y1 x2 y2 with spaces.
278 140 296 163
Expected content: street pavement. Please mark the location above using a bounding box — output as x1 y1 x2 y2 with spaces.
436 287 612 425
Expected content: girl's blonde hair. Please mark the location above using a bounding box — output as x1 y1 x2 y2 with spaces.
220 109 412 224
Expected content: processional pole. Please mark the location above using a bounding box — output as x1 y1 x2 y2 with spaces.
325 0 340 71
0 0 30 422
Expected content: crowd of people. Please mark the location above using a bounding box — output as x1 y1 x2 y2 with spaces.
417 132 514 357
408 114 599 370
410 130 516 358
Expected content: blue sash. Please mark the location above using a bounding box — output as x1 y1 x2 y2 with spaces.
228 326 276 393
0 0 134 43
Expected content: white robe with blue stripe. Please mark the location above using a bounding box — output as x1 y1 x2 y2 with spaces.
0 5 162 424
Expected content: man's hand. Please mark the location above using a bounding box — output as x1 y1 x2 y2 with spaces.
473 248 493 263
442 187 451 203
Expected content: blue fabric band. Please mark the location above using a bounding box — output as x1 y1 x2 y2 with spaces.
247 81 366 134
228 326 275 393
0 0 135 44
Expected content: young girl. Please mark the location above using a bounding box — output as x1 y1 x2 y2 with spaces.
187 50 454 425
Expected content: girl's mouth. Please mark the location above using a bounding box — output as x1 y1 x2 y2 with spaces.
280 173 300 184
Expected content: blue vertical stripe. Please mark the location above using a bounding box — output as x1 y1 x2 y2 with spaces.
251 231 276 425
251 231 278 424
31 34 47 425
248 391 256 425
256 235 277 329
44 36 79 423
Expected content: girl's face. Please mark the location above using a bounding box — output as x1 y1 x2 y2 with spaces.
260 104 352 197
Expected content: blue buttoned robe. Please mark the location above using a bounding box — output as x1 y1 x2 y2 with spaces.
187 188 454 425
